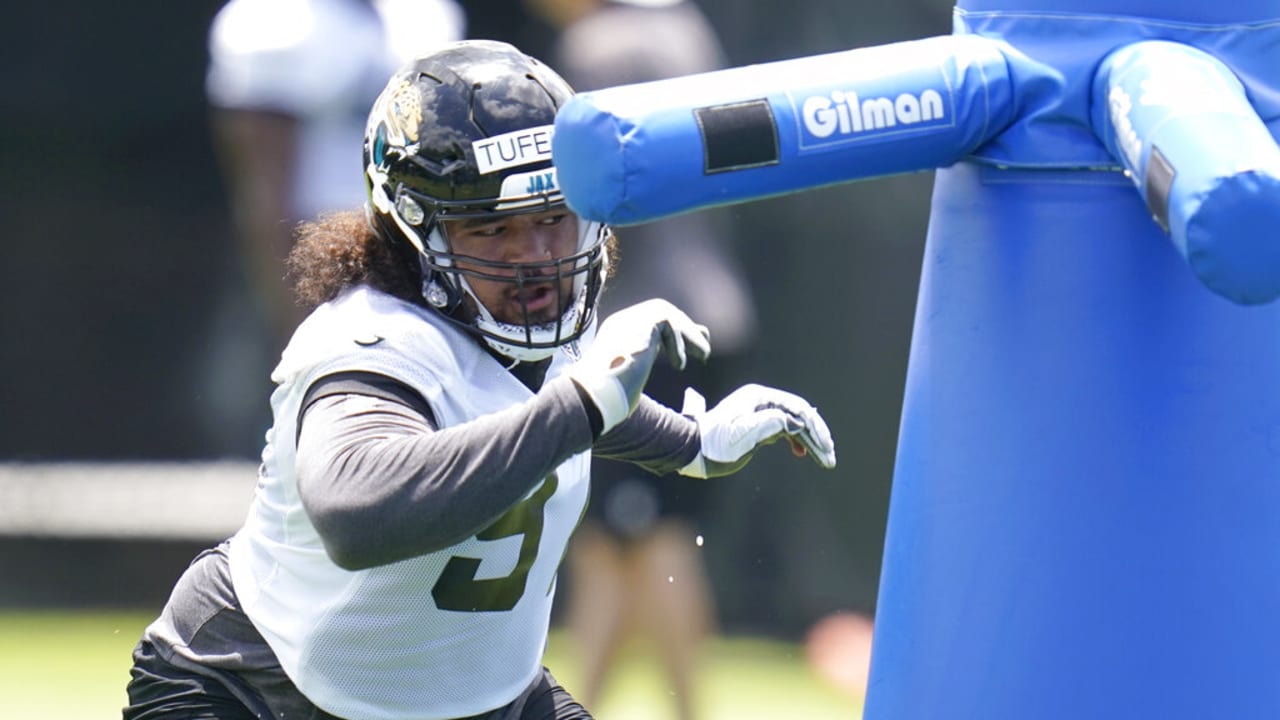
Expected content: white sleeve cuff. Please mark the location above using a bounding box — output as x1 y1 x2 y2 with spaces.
572 375 631 435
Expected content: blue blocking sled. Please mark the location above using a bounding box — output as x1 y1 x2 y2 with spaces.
553 0 1280 717
553 9 1280 305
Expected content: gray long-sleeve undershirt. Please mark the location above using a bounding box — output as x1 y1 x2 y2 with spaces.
295 374 701 571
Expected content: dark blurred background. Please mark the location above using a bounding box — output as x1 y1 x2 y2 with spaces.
0 0 952 638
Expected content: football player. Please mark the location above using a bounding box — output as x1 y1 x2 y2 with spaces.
123 40 836 720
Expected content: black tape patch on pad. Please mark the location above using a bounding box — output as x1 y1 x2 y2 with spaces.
1145 144 1175 233
694 99 780 174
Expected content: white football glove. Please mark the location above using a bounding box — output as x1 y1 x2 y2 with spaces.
678 384 837 478
568 299 711 434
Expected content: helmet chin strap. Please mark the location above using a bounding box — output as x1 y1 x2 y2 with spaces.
461 273 566 363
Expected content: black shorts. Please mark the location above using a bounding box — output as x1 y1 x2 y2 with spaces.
125 646 592 720
125 638 292 720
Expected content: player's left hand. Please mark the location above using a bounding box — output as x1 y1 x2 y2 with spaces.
677 384 837 478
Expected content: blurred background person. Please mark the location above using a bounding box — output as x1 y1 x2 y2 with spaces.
523 1 758 718
200 0 466 455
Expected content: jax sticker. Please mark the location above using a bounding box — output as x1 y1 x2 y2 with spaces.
473 125 555 174
491 168 561 210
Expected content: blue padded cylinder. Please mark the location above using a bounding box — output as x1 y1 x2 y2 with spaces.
552 34 1014 225
1092 41 1280 304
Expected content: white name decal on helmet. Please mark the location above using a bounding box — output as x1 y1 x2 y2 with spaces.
473 125 555 174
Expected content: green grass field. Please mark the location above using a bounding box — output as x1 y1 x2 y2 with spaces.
0 610 863 719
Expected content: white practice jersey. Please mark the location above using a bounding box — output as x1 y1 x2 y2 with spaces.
228 286 590 720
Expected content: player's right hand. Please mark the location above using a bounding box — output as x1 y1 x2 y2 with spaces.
567 299 711 434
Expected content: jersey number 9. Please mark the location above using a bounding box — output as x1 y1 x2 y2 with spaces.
431 474 559 612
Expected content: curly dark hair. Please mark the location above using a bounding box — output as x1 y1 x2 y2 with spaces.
286 211 421 310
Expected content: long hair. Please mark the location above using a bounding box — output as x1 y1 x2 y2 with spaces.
287 211 421 310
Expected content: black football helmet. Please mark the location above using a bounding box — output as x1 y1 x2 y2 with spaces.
363 40 609 361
